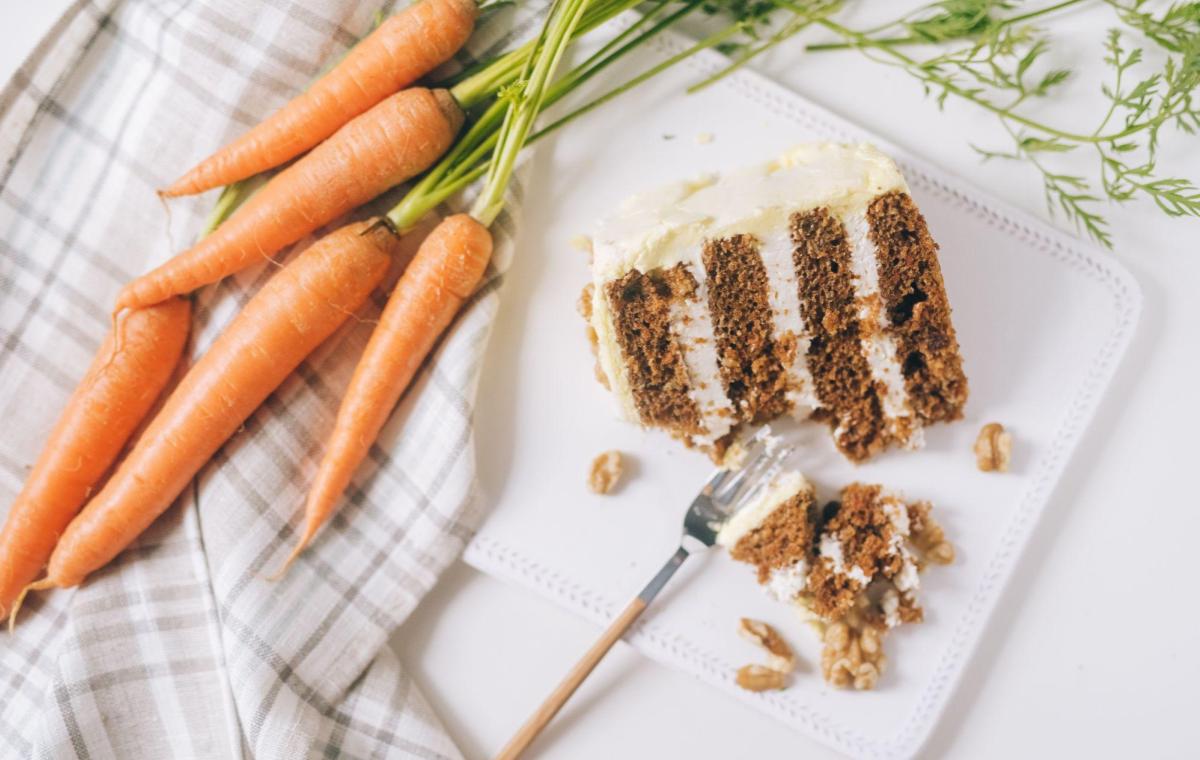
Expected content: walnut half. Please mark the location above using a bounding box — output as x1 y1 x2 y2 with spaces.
587 450 623 494
738 618 796 674
974 422 1012 472
735 664 787 692
821 621 887 691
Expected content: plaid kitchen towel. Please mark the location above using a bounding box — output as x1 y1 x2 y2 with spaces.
0 1 544 757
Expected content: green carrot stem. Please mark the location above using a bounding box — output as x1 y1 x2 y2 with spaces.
688 9 826 93
811 14 1184 145
804 0 1087 52
537 22 739 135
199 174 267 237
472 0 593 225
388 4 734 230
449 0 642 108
806 35 922 52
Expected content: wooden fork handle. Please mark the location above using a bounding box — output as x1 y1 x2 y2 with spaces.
495 596 647 760
495 545 690 760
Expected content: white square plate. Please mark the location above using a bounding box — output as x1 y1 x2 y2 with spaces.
462 22 1141 759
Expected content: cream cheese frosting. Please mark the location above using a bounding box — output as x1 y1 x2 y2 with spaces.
670 279 736 445
591 143 907 281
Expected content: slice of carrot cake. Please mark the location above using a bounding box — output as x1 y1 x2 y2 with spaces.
580 143 968 462
717 474 954 690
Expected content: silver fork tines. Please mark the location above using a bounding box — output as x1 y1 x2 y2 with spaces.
714 439 794 511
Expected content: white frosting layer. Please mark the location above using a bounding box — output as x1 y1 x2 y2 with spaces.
758 228 819 414
882 587 902 628
716 470 809 549
818 533 871 586
592 143 907 280
766 562 809 603
590 284 639 422
844 209 923 448
670 280 735 445
882 494 921 593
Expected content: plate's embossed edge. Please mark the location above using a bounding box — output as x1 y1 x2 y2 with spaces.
465 21 1143 760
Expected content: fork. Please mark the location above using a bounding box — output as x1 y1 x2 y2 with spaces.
495 430 794 760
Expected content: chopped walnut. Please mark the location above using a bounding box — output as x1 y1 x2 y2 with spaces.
577 284 610 390
974 422 1012 472
821 620 887 691
907 501 955 568
738 618 796 674
587 450 623 494
735 664 787 692
576 283 593 320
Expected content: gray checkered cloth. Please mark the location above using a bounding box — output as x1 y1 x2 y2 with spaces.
0 1 544 757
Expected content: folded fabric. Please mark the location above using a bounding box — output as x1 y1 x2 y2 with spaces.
0 1 537 756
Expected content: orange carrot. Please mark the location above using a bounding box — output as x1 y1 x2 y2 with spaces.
162 0 477 197
116 88 462 312
34 221 398 592
0 297 191 614
282 213 492 566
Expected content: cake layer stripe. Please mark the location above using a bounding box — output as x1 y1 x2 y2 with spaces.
844 207 922 448
603 267 704 434
757 229 821 415
789 207 887 462
701 234 791 423
866 192 969 424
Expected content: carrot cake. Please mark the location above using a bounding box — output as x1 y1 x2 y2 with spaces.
580 143 968 462
717 473 954 690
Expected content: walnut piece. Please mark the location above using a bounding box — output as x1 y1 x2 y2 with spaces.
821 621 887 691
974 422 1012 472
908 502 955 568
577 284 610 390
738 618 796 674
576 283 594 320
735 664 787 692
587 450 623 494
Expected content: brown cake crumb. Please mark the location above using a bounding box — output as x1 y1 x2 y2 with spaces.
790 208 887 461
604 266 703 436
577 284 610 389
587 450 623 494
729 490 817 586
868 191 969 425
727 477 954 691
807 484 916 621
702 234 792 423
974 421 1012 472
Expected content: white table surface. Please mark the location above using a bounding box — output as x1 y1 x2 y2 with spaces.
4 3 1197 759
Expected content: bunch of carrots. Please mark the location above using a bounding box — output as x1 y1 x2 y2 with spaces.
1 0 733 624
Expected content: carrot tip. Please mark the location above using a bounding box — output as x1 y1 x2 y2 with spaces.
7 578 52 633
157 180 187 198
266 540 308 582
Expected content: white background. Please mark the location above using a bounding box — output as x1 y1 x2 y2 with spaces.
3 3 1197 759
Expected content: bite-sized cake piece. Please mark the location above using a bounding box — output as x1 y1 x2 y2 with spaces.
808 483 925 629
719 473 954 690
581 143 968 462
717 471 817 602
